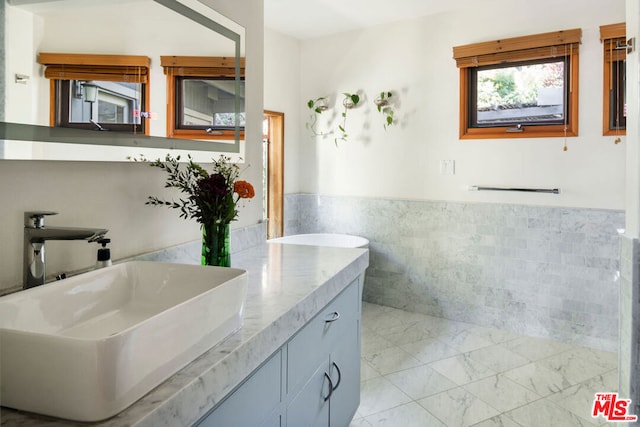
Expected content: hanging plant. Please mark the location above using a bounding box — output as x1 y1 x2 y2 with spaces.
305 96 330 136
335 92 360 145
374 91 395 130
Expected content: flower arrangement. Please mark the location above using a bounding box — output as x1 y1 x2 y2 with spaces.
146 154 254 266
146 154 254 225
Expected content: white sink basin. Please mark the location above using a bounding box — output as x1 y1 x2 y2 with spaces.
0 261 248 422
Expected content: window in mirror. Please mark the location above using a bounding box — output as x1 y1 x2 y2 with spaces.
162 56 245 140
177 77 245 129
57 80 146 132
38 53 150 134
453 28 581 139
600 23 626 136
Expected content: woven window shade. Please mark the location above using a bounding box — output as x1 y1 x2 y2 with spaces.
600 23 626 63
453 28 581 68
38 53 150 83
160 56 245 77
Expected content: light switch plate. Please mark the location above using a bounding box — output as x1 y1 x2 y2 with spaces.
440 160 455 175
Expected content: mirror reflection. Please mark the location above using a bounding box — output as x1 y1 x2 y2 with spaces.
2 0 245 161
62 80 145 132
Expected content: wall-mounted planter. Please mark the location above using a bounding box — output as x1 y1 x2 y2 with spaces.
335 92 360 145
305 96 330 136
374 91 394 130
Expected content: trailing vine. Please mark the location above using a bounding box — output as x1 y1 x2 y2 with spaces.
335 92 360 145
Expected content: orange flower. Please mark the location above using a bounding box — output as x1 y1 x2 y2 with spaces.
234 180 255 199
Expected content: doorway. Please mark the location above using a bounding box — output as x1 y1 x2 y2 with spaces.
264 111 284 239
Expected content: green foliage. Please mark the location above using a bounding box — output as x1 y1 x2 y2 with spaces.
476 62 564 109
305 97 329 136
335 92 360 145
375 91 394 130
146 154 248 225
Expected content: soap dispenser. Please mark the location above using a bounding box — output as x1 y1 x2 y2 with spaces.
96 238 112 268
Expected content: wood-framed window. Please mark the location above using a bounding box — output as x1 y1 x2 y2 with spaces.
453 29 581 139
38 53 150 134
161 56 245 141
600 23 626 136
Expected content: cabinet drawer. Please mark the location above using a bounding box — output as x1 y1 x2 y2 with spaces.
287 280 359 395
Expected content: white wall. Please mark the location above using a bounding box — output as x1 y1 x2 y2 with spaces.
263 29 302 193
0 0 264 292
297 0 626 210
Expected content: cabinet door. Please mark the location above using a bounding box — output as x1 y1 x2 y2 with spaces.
286 361 331 427
329 311 361 427
196 351 282 427
287 281 359 396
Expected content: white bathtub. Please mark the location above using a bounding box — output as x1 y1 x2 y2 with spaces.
268 233 369 248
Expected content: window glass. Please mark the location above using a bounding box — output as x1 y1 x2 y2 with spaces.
608 59 626 131
59 80 145 132
471 58 567 128
178 78 245 129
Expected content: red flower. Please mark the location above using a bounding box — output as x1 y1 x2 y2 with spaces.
198 174 229 198
234 180 255 199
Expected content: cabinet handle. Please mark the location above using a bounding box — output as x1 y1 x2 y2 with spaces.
324 311 340 323
331 362 342 391
323 372 334 402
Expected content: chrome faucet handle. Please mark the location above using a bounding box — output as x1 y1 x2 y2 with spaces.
24 211 58 228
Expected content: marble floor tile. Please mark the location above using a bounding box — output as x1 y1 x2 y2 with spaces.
362 310 414 334
438 329 495 353
418 387 501 426
361 359 381 381
349 417 373 427
537 351 611 385
548 370 620 425
384 364 458 400
357 303 618 427
466 344 531 373
357 376 412 418
503 362 572 397
363 346 423 375
469 414 523 427
377 321 439 346
501 336 574 360
361 331 397 356
582 369 619 393
400 336 461 364
363 402 447 427
463 375 541 413
466 326 523 345
429 353 497 386
505 397 599 427
561 346 618 373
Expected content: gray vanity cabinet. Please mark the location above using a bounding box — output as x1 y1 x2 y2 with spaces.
195 277 362 427
286 280 361 427
196 350 283 427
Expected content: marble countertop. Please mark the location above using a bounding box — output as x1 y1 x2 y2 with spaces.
0 242 369 426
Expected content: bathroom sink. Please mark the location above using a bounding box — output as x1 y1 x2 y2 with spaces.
0 261 248 422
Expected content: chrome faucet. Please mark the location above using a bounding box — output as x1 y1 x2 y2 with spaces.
23 211 109 289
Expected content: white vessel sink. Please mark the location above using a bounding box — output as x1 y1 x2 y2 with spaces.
0 261 248 422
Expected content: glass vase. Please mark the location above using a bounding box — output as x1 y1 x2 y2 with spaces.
201 222 231 267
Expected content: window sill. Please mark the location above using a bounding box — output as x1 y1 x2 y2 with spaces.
167 130 245 141
460 125 578 140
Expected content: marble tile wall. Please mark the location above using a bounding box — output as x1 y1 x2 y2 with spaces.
132 221 267 265
619 235 640 422
285 194 624 352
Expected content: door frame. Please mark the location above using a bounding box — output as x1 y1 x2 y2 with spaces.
264 110 284 239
